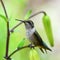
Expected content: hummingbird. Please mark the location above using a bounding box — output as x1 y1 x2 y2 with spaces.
16 19 52 53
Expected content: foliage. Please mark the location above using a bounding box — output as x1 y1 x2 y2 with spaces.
42 15 54 47
0 0 54 60
29 49 40 60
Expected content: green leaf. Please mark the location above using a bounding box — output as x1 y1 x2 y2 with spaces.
17 38 25 48
24 10 32 20
29 49 40 60
42 15 54 47
0 14 7 22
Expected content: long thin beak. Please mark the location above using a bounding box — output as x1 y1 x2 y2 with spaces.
16 19 25 23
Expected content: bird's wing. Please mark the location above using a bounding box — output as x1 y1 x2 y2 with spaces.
34 30 52 51
34 30 44 45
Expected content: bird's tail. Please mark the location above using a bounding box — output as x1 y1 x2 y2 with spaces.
39 46 52 53
39 42 52 53
43 42 52 51
45 46 52 51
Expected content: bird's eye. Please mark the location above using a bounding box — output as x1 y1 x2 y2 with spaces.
30 21 34 28
26 20 34 28
30 21 34 25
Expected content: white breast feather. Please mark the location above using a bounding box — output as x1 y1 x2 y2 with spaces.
26 28 35 38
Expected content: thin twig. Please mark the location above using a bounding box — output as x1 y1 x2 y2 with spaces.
29 11 46 19
0 0 8 18
8 44 35 58
0 0 10 60
10 11 46 32
10 22 23 33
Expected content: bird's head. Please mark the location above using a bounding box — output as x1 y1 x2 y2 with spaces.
16 19 34 29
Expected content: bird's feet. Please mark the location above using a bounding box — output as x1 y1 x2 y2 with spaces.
28 44 35 49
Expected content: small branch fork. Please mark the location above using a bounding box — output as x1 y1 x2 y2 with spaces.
0 0 46 60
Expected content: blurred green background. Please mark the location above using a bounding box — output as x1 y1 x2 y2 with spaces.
0 0 60 60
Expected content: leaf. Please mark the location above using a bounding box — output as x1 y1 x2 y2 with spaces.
29 49 40 60
42 15 54 47
0 14 7 22
24 10 32 20
17 38 25 48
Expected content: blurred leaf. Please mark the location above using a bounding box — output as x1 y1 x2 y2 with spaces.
42 15 54 47
0 14 7 22
29 49 40 60
24 10 32 20
19 0 27 9
17 38 25 48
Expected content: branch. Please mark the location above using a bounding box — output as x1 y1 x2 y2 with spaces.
29 11 46 19
0 0 8 18
10 22 23 33
0 0 10 60
8 44 35 58
10 11 46 32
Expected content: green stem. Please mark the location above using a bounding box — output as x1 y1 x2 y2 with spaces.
0 0 10 60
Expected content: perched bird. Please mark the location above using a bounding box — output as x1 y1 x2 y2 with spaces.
16 19 52 53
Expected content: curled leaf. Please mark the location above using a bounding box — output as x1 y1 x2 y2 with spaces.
0 14 7 22
24 10 32 20
42 15 54 47
29 49 40 60
17 38 25 49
